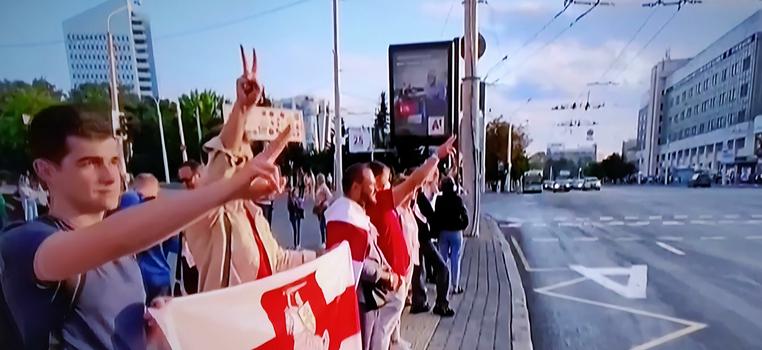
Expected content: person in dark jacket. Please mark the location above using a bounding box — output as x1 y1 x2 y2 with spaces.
410 184 455 316
434 176 468 294
287 187 305 248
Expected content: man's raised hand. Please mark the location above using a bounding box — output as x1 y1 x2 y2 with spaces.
435 135 457 160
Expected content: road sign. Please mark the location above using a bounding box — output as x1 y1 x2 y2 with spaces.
569 265 648 299
720 149 735 164
347 127 373 153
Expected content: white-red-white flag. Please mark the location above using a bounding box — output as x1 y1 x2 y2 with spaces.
149 242 361 350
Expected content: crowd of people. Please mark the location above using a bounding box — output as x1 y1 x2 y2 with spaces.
0 48 469 350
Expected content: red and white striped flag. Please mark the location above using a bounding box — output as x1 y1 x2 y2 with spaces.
149 242 361 350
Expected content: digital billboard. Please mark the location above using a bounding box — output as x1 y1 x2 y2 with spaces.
389 41 455 145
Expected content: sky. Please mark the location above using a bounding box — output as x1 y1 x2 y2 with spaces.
1 0 761 156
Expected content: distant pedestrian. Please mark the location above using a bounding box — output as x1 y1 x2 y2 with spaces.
255 195 275 225
314 173 332 245
287 187 305 248
18 173 37 221
434 177 469 294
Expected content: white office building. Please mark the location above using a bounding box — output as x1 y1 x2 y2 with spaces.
274 95 330 151
63 0 159 98
637 10 762 182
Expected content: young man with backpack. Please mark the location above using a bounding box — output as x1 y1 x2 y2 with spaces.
0 75 286 347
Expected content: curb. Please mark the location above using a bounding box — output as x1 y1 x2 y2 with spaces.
483 215 533 350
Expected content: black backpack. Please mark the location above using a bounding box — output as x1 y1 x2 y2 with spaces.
0 217 85 349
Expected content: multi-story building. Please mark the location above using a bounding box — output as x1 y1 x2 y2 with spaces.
63 0 159 98
638 10 762 182
622 139 638 165
274 95 330 151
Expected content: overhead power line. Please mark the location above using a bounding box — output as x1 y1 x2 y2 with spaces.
0 0 313 49
440 0 458 36
612 5 682 81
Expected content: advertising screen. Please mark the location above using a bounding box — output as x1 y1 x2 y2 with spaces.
389 41 454 144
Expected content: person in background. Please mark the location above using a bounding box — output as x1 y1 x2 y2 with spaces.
410 170 454 316
296 168 305 197
434 176 469 294
287 187 305 248
324 163 401 350
18 172 37 222
392 174 420 346
119 173 180 303
314 173 332 246
184 47 316 292
175 160 202 296
0 192 7 229
255 194 275 225
304 170 315 201
364 135 455 350
178 159 202 190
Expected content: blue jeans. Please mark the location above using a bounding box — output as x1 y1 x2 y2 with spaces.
23 198 38 222
438 230 463 289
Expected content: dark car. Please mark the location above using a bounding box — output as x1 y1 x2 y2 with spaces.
688 172 711 188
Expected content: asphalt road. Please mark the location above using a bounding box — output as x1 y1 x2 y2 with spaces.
482 186 762 350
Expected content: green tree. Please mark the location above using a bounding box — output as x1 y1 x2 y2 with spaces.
374 92 389 148
0 79 63 172
178 89 225 161
485 119 531 184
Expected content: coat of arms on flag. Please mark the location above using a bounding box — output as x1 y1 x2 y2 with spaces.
149 242 361 350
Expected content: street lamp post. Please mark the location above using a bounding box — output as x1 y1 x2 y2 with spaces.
146 96 171 184
331 0 343 195
175 103 188 162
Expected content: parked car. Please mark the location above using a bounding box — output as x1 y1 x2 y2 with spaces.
583 177 602 191
552 179 572 192
543 180 554 190
571 178 585 190
688 172 711 188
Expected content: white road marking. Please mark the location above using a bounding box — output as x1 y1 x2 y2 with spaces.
627 221 650 227
508 235 568 272
532 237 559 243
532 222 548 227
717 220 734 225
744 220 762 225
608 221 625 226
700 236 726 240
698 214 713 219
674 215 688 219
573 237 599 242
724 214 741 219
745 235 762 240
600 216 614 221
656 242 686 256
569 265 648 299
553 217 568 221
648 215 663 220
576 217 589 221
499 222 523 228
689 220 712 225
662 221 684 226
535 278 707 350
615 236 640 241
751 214 762 219
658 236 684 241
559 222 581 227
625 216 639 220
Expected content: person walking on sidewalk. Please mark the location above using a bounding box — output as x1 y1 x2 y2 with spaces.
314 173 332 246
287 187 305 248
410 175 454 316
434 176 469 294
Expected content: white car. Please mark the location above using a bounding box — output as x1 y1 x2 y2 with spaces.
583 177 602 191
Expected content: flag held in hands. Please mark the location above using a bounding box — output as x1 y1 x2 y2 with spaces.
149 243 361 350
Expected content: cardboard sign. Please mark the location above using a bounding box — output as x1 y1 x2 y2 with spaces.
245 107 305 143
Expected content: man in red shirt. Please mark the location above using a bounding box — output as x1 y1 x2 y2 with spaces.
365 136 455 349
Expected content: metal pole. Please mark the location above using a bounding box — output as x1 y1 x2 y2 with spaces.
176 102 188 162
461 0 480 236
507 123 512 192
150 97 171 183
332 0 343 195
194 105 202 143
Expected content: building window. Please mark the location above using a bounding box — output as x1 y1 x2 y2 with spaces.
716 142 723 151
732 62 739 76
690 148 697 156
727 140 734 149
676 95 680 105
719 92 726 105
738 109 746 123
698 146 705 154
688 87 693 98
710 97 715 108
693 105 698 115
707 144 714 153
722 68 727 81
712 73 718 85
699 123 705 134
703 79 709 90
735 138 746 150
743 56 751 71
740 83 749 98
692 126 697 135
682 91 686 101
730 88 736 101
686 108 692 118
697 83 702 94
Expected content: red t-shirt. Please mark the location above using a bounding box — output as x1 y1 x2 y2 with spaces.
366 189 411 276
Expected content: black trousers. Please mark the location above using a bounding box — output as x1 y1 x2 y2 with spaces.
412 238 450 309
